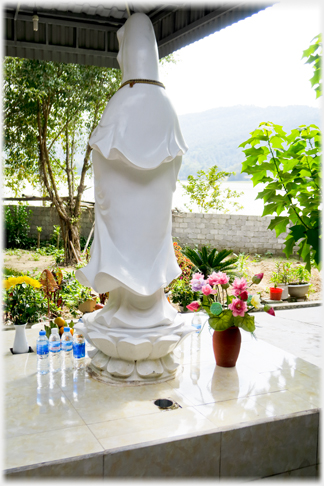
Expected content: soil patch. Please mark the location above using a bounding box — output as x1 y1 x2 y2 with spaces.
3 250 75 275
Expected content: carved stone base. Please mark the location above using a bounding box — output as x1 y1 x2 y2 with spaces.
74 311 194 385
86 350 182 385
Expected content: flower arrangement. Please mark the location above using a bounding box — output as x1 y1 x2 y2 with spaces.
3 275 46 325
186 271 275 333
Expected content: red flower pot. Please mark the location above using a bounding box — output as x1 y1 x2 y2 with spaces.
269 287 283 301
212 326 241 367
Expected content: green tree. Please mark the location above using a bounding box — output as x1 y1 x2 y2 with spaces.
240 123 321 271
302 33 322 98
180 165 243 213
4 57 122 262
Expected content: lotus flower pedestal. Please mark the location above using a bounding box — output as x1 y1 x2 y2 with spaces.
74 288 194 384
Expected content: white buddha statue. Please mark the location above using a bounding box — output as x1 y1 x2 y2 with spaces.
75 13 193 383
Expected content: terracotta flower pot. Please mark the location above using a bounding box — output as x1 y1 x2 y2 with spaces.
212 326 241 367
269 287 283 301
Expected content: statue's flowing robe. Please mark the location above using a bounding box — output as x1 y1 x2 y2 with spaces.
76 84 188 298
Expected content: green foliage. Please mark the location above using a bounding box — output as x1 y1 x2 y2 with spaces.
5 206 32 249
302 34 322 99
3 267 24 277
181 165 243 213
59 271 94 315
236 253 250 279
290 264 311 284
240 122 321 271
270 261 293 286
169 280 198 311
183 246 239 280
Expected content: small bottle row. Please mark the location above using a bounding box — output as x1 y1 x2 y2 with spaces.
36 327 86 374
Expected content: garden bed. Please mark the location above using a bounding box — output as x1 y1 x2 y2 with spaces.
2 250 321 318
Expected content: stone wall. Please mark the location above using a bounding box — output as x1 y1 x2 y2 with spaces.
171 212 294 255
5 205 294 255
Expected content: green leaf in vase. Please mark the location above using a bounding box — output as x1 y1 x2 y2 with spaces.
210 302 223 316
233 314 256 333
209 309 234 331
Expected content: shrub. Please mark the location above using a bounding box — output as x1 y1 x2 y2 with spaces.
4 205 32 249
169 279 199 311
183 245 239 281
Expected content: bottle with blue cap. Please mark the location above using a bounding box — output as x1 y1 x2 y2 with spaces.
73 332 86 369
61 327 73 371
36 330 49 374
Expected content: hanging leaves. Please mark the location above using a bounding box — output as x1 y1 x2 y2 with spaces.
40 269 58 297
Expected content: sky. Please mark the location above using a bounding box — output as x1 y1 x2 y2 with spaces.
159 0 322 115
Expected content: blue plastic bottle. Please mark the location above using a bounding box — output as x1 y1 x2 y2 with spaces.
73 332 86 369
36 330 49 374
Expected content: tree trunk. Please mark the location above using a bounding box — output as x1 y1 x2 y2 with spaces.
59 216 81 264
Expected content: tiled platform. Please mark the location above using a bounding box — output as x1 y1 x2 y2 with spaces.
3 315 321 479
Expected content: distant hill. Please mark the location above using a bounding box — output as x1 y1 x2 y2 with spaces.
178 105 321 181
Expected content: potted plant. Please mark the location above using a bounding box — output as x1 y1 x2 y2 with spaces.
186 271 275 367
269 280 283 301
3 275 44 353
288 264 311 299
78 287 97 313
270 262 292 300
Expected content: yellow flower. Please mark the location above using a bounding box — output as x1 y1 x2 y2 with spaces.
3 275 42 290
251 294 261 309
3 277 18 290
3 279 11 290
29 278 42 288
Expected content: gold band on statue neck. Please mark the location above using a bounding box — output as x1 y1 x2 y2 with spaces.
118 79 165 90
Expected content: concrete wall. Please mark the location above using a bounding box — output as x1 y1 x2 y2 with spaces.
171 212 295 255
5 205 295 255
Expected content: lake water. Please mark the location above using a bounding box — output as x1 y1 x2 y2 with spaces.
4 177 267 216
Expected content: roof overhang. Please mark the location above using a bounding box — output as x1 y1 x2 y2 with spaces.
4 2 273 67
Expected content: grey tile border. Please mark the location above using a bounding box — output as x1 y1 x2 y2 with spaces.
220 410 319 479
4 452 104 479
103 431 221 478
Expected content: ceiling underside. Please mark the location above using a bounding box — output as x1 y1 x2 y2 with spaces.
4 2 272 67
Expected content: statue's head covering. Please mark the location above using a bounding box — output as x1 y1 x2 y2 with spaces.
117 13 160 83
89 13 187 169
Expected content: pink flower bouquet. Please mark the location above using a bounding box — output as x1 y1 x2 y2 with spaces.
186 271 275 333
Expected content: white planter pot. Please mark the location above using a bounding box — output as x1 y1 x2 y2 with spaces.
13 324 29 354
278 283 289 300
288 283 310 299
